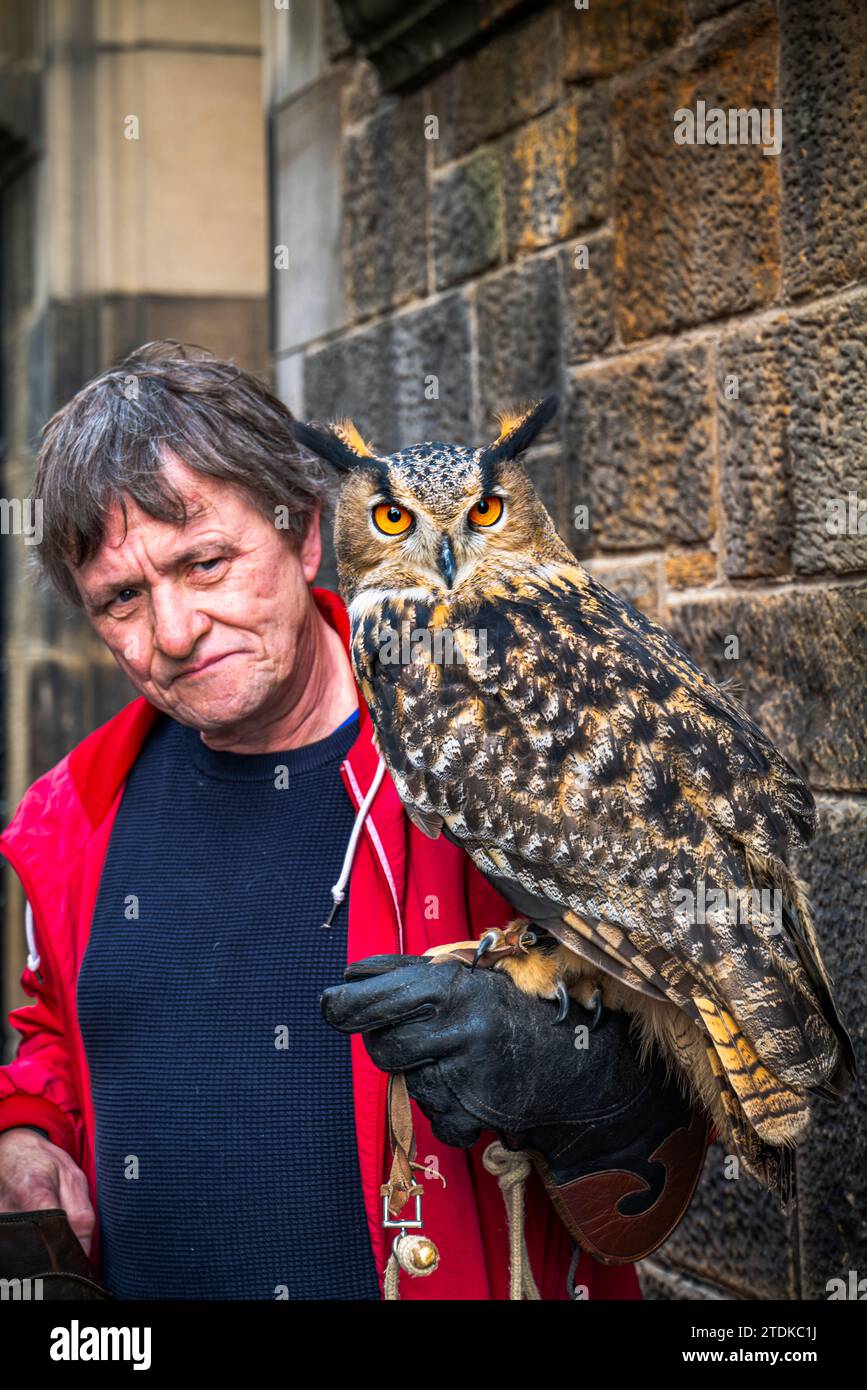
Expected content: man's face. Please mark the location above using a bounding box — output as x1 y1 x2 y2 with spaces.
73 449 322 734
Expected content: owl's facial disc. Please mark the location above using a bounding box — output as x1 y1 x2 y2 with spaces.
332 444 565 607
353 468 511 593
297 398 564 604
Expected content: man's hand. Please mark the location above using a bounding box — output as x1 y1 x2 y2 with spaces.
0 1128 95 1257
321 953 711 1263
321 953 675 1156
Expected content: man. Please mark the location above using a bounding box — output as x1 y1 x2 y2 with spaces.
0 343 711 1300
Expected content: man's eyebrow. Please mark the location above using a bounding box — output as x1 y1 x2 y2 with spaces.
84 540 240 611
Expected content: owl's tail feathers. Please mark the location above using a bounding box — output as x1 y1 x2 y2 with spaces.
694 994 811 1158
704 1037 797 1206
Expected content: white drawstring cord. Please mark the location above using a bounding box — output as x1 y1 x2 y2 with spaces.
25 899 40 972
321 754 388 928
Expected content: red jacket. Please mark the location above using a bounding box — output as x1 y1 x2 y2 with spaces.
0 586 641 1300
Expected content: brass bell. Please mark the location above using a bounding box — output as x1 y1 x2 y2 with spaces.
394 1233 439 1277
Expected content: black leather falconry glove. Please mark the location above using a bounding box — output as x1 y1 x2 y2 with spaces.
321 954 711 1264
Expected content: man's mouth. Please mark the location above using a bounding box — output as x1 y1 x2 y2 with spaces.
174 652 238 681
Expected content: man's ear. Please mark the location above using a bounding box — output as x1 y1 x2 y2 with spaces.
299 503 322 584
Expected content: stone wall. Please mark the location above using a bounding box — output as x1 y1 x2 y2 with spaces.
269 0 867 1299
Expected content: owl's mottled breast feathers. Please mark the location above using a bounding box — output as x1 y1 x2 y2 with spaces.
351 561 814 869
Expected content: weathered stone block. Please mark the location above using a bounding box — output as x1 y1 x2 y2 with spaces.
558 235 614 364
303 320 395 444
614 1 780 342
666 584 867 791
304 292 473 453
432 149 503 290
660 1140 794 1298
787 297 867 576
790 799 867 1301
717 324 795 580
781 0 867 299
316 511 341 595
28 563 97 655
2 169 36 321
563 344 715 552
426 8 562 167
342 94 428 320
142 296 268 377
119 0 259 46
503 90 609 257
638 1258 737 1300
718 295 867 580
121 50 266 298
520 446 567 544
390 293 475 447
265 0 326 109
26 300 89 450
686 0 746 20
665 549 718 590
561 0 687 82
342 58 382 128
274 350 304 419
475 255 563 435
583 556 662 620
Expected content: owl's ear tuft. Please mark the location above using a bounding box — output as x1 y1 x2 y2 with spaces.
481 395 559 466
332 419 378 458
291 419 379 474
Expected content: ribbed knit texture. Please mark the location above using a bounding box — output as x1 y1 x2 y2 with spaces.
76 707 383 1300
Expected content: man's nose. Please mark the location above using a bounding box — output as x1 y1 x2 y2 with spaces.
150 586 209 660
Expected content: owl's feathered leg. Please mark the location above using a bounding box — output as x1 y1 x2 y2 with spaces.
429 921 604 1026
480 928 608 1027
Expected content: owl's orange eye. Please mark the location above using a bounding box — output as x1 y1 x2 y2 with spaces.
468 495 504 528
372 502 414 536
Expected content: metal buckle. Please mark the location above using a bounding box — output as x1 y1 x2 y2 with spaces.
381 1191 423 1230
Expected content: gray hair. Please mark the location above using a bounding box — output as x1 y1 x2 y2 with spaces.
31 340 330 608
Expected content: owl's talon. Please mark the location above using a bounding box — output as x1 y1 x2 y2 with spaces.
554 980 571 1024
587 989 603 1031
472 930 500 971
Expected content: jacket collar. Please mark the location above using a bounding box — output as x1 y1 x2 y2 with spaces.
69 585 385 829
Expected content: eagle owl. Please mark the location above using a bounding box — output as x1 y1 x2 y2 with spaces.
293 397 856 1200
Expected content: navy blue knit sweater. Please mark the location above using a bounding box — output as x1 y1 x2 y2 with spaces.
76 707 382 1300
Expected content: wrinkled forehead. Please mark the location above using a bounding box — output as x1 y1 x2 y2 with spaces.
383 443 482 508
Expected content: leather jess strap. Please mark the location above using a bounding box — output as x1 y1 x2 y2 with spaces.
382 1072 423 1220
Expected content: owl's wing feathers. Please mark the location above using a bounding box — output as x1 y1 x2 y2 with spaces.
494 566 815 862
538 569 855 1088
356 570 852 1100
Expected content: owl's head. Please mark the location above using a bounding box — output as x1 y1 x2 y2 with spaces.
291 396 571 605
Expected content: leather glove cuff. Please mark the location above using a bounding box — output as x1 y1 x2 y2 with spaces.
500 1047 713 1265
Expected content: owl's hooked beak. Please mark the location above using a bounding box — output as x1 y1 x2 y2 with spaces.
437 535 457 588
